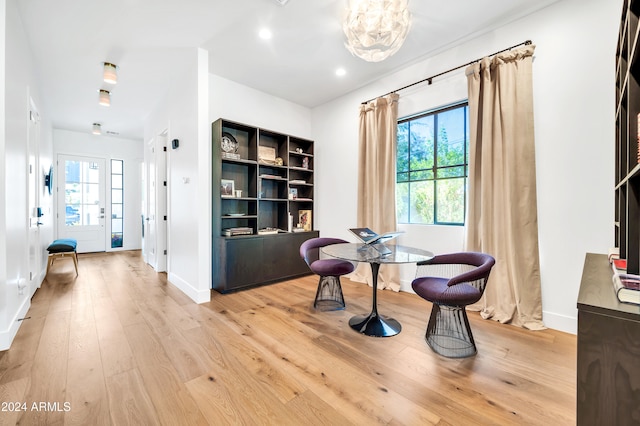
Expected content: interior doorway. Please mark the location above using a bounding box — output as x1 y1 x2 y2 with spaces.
27 99 40 296
143 131 168 272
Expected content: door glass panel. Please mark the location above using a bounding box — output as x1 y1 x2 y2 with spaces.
111 159 124 248
65 160 102 227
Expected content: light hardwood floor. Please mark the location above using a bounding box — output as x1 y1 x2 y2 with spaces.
0 250 576 425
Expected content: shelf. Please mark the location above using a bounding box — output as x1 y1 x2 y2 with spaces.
289 166 313 172
616 163 640 189
259 198 289 202
289 151 313 157
260 175 287 181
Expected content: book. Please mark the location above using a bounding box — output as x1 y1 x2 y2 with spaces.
298 210 312 231
613 258 627 271
348 227 404 245
613 272 640 305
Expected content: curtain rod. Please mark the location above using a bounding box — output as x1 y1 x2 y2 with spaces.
361 40 532 105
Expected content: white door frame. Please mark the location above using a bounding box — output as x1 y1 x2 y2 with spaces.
27 98 40 296
143 130 168 272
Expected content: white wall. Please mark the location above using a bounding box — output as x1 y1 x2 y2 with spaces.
312 0 619 334
1 0 53 350
209 74 312 139
53 129 143 251
144 48 211 303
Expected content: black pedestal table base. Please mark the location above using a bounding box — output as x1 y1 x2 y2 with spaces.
349 262 401 337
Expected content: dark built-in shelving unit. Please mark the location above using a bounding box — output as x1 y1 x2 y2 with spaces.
615 0 640 274
211 118 318 293
576 2 640 424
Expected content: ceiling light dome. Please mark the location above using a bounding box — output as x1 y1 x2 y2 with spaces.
103 62 118 84
343 0 412 62
99 89 111 107
92 123 102 135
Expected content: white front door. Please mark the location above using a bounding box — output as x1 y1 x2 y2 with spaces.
57 155 106 253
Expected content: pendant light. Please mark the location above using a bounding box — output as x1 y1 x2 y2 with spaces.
343 0 412 62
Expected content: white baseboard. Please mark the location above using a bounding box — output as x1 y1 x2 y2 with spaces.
167 272 211 304
0 296 31 351
542 311 577 335
401 279 577 335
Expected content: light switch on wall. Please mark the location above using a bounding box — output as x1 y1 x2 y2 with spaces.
183 177 190 184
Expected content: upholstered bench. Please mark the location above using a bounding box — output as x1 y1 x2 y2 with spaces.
46 239 78 276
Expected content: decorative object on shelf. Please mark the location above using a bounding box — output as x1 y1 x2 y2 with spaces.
222 227 253 237
343 0 412 63
235 189 242 198
258 227 280 235
296 147 303 154
275 157 283 166
221 132 240 160
299 209 312 231
259 146 277 164
44 165 54 195
226 213 246 217
289 188 298 200
302 157 309 169
221 179 235 197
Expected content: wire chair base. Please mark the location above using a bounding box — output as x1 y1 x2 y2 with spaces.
313 275 345 311
425 304 477 358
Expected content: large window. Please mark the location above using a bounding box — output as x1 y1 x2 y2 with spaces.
396 102 469 225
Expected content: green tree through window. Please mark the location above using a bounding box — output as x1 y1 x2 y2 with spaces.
396 102 469 225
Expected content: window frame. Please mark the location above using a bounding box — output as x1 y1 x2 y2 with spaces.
396 101 469 226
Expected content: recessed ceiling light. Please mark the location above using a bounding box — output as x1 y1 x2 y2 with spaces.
336 68 346 77
259 28 272 40
92 123 101 135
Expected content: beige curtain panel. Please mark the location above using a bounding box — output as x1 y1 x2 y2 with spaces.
350 94 401 291
464 45 545 330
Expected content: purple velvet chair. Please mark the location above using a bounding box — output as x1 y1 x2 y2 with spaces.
412 252 495 358
300 237 355 311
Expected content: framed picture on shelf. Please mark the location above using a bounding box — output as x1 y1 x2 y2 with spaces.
298 209 312 231
221 179 235 197
289 188 298 200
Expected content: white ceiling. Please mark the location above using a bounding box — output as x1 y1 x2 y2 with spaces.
16 0 560 140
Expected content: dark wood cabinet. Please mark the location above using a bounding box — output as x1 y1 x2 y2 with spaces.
576 253 640 425
212 118 318 292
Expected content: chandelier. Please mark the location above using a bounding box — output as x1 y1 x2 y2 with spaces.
343 0 412 62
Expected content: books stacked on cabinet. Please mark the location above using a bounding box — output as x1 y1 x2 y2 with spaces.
610 248 640 305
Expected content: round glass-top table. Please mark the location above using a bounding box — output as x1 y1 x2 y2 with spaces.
322 243 434 337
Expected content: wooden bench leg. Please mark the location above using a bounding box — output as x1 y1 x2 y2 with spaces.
72 252 78 276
